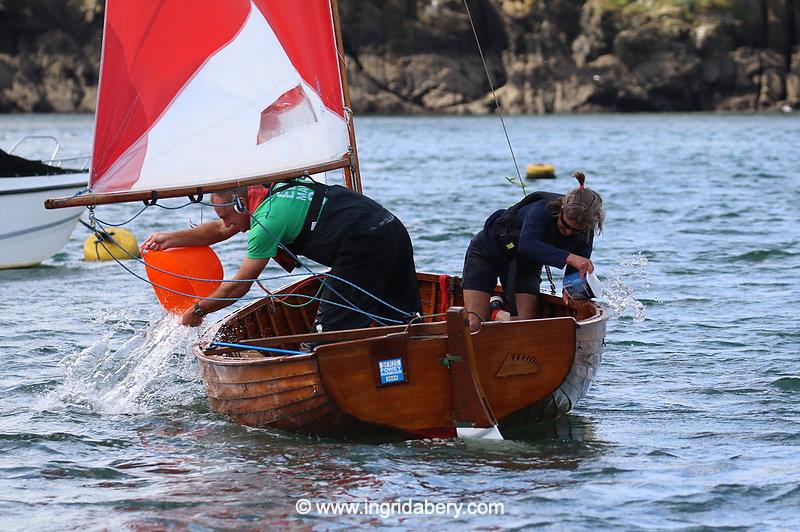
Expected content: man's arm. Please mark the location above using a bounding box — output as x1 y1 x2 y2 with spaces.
141 220 240 251
181 257 270 326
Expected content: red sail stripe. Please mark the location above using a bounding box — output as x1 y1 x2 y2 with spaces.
91 0 251 187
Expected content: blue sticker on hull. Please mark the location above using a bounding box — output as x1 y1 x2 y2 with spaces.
378 357 405 385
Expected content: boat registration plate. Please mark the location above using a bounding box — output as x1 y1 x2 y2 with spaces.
377 357 406 386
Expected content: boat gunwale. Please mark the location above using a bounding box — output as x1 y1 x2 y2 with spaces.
193 273 608 366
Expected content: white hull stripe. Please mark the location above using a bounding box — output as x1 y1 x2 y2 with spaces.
0 213 81 241
0 183 88 197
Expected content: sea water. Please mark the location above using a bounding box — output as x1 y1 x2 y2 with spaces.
1 113 799 529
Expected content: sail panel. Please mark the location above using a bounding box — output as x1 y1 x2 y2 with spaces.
254 0 345 118
91 0 349 194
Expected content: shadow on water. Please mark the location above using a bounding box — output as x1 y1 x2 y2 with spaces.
192 412 605 475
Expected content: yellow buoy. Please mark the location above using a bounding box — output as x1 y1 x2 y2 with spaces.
83 228 140 261
526 163 556 179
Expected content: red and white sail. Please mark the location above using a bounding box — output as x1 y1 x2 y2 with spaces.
90 0 349 194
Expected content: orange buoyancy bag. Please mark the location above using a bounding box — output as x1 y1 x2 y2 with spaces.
143 246 224 314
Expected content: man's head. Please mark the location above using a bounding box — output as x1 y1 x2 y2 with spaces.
211 187 250 232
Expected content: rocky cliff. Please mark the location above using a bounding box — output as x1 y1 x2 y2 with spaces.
1 0 798 113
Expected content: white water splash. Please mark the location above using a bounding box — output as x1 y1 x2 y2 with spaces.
54 311 202 414
600 252 653 323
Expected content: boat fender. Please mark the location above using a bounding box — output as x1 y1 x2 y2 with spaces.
83 228 140 261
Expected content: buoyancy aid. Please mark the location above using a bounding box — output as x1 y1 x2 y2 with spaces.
494 191 562 256
260 179 390 273
250 179 329 272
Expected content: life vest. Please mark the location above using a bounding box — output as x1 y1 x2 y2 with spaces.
285 183 389 266
254 179 392 273
255 179 330 273
494 191 561 256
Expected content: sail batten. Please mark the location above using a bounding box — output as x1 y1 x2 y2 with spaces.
80 0 349 201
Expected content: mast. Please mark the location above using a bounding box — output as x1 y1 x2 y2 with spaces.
331 0 362 193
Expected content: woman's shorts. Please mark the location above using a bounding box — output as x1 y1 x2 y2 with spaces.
461 232 540 295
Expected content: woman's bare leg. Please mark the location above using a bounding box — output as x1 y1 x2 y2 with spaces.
463 289 490 332
513 293 539 320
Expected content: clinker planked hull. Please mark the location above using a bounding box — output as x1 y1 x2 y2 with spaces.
194 272 607 439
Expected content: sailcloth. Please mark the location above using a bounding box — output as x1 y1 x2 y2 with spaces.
91 0 349 194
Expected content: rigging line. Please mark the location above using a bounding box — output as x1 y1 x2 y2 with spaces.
93 203 150 227
462 0 525 195
244 202 387 326
83 199 412 323
246 187 415 318
92 198 233 228
66 187 91 199
83 219 323 286
85 219 305 284
92 235 404 323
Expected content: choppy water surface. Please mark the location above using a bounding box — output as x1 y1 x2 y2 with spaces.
1 113 799 529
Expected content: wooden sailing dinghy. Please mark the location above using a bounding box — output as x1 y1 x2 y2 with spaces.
195 273 607 439
44 0 608 439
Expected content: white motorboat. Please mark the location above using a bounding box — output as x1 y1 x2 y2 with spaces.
0 136 88 269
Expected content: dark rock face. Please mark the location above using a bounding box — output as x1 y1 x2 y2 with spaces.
0 0 102 112
1 0 798 114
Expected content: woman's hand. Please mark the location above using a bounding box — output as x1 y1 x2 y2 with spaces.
566 254 594 277
562 288 572 306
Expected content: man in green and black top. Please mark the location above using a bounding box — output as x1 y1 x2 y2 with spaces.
141 178 421 330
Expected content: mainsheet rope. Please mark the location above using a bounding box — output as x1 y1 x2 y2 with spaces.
90 193 415 320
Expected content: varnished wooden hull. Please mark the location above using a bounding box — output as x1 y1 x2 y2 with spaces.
194 272 607 439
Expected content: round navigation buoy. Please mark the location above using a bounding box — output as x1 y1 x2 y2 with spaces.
142 246 223 315
83 228 140 261
526 163 556 179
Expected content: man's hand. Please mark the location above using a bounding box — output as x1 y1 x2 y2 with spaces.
565 254 594 278
141 221 239 253
141 232 174 252
176 257 270 328
181 305 203 327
